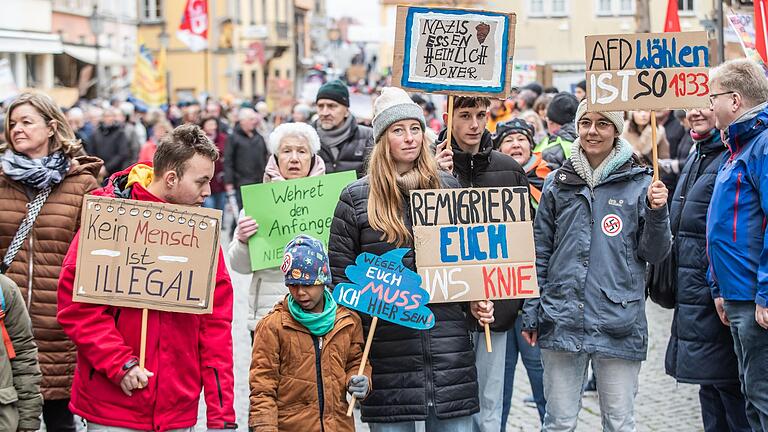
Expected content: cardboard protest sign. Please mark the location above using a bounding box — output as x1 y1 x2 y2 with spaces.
585 32 710 111
392 5 516 98
73 196 222 314
241 171 357 271
332 249 435 330
410 187 539 303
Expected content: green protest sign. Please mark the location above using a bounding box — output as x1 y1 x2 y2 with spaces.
241 171 357 271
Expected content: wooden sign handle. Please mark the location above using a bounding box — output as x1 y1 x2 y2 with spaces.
484 322 493 353
137 308 148 389
445 95 454 148
346 316 378 417
650 111 659 182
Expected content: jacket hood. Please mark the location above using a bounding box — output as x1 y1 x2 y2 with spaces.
69 155 103 178
93 161 155 199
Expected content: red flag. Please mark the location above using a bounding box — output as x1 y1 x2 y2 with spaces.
755 0 768 63
664 0 681 32
177 0 208 52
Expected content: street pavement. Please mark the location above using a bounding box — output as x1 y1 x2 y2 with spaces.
200 233 704 431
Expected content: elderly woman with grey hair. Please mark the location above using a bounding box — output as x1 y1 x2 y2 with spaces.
226 122 326 337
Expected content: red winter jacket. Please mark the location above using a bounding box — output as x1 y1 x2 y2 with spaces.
57 164 237 431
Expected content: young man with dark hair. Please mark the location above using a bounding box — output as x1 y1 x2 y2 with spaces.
57 124 237 431
437 96 530 432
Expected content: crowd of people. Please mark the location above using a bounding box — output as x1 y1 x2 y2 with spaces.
0 58 766 432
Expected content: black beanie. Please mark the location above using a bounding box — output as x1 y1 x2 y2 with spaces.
316 80 350 107
546 92 579 126
494 118 534 149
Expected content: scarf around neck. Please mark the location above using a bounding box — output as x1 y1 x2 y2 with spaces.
395 167 422 194
2 150 70 190
569 137 633 189
263 155 327 182
316 115 354 150
690 128 717 144
287 289 338 336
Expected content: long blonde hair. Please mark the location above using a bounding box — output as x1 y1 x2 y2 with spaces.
3 92 82 157
367 128 441 246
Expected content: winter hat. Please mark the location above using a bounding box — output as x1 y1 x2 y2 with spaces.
494 118 534 149
281 235 331 286
522 82 544 97
316 80 350 107
546 92 579 126
574 99 625 135
372 87 426 142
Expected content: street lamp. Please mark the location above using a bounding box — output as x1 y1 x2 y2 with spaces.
88 4 103 98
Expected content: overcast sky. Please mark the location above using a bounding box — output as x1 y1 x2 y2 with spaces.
326 0 380 27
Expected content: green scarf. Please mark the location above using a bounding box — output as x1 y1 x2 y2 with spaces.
287 290 337 336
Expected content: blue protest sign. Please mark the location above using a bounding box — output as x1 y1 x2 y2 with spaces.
332 248 435 330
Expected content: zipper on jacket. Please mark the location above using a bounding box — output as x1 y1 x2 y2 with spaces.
313 336 325 432
211 367 223 408
733 172 742 242
26 234 34 307
421 330 435 409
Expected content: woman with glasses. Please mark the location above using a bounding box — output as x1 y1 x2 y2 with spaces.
521 99 671 431
227 122 327 340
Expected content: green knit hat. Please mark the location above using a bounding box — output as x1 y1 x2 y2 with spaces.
316 80 350 107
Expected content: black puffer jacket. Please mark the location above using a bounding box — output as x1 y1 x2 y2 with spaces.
88 124 132 177
328 172 480 423
439 128 530 332
223 124 269 187
314 116 374 177
664 132 739 385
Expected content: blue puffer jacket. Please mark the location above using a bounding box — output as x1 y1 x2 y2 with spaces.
522 159 671 361
707 104 768 305
665 132 739 385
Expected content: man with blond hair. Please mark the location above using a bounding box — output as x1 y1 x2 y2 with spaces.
707 58 768 431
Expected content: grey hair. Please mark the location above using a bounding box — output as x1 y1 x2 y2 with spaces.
268 122 321 155
238 107 258 121
710 59 768 108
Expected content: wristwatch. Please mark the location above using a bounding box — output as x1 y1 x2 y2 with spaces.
122 358 139 372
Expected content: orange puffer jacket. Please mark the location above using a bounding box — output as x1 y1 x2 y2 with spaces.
249 298 371 432
0 156 101 400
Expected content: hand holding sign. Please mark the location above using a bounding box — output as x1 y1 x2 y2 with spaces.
332 248 435 416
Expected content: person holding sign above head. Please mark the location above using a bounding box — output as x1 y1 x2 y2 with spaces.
521 99 671 432
0 92 102 432
249 234 371 431
228 122 326 340
57 124 237 431
329 87 494 431
706 59 768 432
436 96 530 432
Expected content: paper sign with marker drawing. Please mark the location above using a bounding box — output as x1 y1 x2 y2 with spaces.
410 187 539 303
73 196 222 314
585 31 710 112
332 249 435 330
391 5 516 98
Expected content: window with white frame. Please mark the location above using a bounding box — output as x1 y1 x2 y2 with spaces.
528 0 569 17
140 0 163 22
596 0 635 16
678 0 694 16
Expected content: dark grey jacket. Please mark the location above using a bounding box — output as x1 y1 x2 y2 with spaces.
314 117 374 178
223 124 269 188
328 172 480 423
522 159 671 361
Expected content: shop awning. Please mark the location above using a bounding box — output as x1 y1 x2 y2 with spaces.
0 30 62 54
62 44 132 66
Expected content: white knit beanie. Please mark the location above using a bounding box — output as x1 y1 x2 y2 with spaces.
574 99 625 135
372 87 426 142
